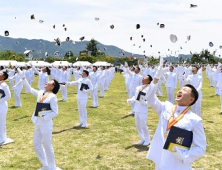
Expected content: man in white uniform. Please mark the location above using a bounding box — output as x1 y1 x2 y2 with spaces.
67 70 92 127
89 66 99 107
59 67 69 101
184 66 203 117
128 66 143 115
99 66 106 98
0 72 11 145
33 66 50 91
21 72 61 170
165 66 177 104
145 59 206 170
127 75 152 146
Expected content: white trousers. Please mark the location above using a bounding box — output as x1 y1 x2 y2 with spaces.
135 112 150 142
210 77 214 87
191 91 202 117
179 79 184 89
105 79 109 90
219 88 222 112
9 79 14 89
129 91 135 111
99 82 105 97
77 99 87 126
25 78 32 93
166 87 175 104
33 124 56 170
157 81 163 96
90 87 98 106
14 86 23 106
60 85 67 100
0 105 7 143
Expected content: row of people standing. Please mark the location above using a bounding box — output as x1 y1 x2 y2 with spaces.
124 60 206 169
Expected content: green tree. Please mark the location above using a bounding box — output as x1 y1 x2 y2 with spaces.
86 39 99 57
64 51 74 59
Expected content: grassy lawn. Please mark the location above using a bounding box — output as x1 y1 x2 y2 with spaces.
0 71 221 170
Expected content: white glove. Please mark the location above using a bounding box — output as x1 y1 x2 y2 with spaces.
154 57 164 79
140 100 148 106
135 100 140 105
82 89 88 93
127 99 135 104
171 146 188 161
39 114 45 121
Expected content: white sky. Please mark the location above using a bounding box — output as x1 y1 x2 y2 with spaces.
0 0 222 57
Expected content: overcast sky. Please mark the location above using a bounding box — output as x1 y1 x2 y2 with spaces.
0 0 222 57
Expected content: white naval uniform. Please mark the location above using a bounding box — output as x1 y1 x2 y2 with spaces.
68 77 92 126
60 70 69 101
22 79 59 170
11 73 23 107
146 82 206 170
33 68 49 91
216 71 222 112
165 71 177 104
0 82 11 143
99 70 105 97
8 69 15 90
129 85 150 143
89 71 99 107
104 69 110 90
128 71 143 112
184 74 203 117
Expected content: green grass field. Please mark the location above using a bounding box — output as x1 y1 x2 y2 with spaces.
0 71 221 170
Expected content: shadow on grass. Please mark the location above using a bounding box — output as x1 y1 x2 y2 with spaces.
10 106 21 109
13 115 29 121
121 114 134 119
125 144 149 152
52 126 89 134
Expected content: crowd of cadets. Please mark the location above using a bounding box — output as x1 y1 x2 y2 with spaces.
1 62 220 169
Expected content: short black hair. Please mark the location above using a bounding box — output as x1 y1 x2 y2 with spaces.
83 70 89 76
131 67 135 71
46 67 51 75
170 66 174 70
184 84 199 106
147 74 153 84
136 66 140 71
0 66 4 70
3 72 8 80
192 65 199 70
52 80 60 94
93 66 98 70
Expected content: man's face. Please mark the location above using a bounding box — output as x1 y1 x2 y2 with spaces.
142 76 150 85
44 81 55 91
169 67 173 72
192 67 198 74
135 68 139 74
175 86 195 106
82 72 87 78
0 73 5 81
42 67 47 72
93 67 97 72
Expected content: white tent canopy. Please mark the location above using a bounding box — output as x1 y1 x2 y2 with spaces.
16 62 27 67
73 61 91 66
0 60 18 66
93 61 111 66
28 61 51 67
52 61 70 67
